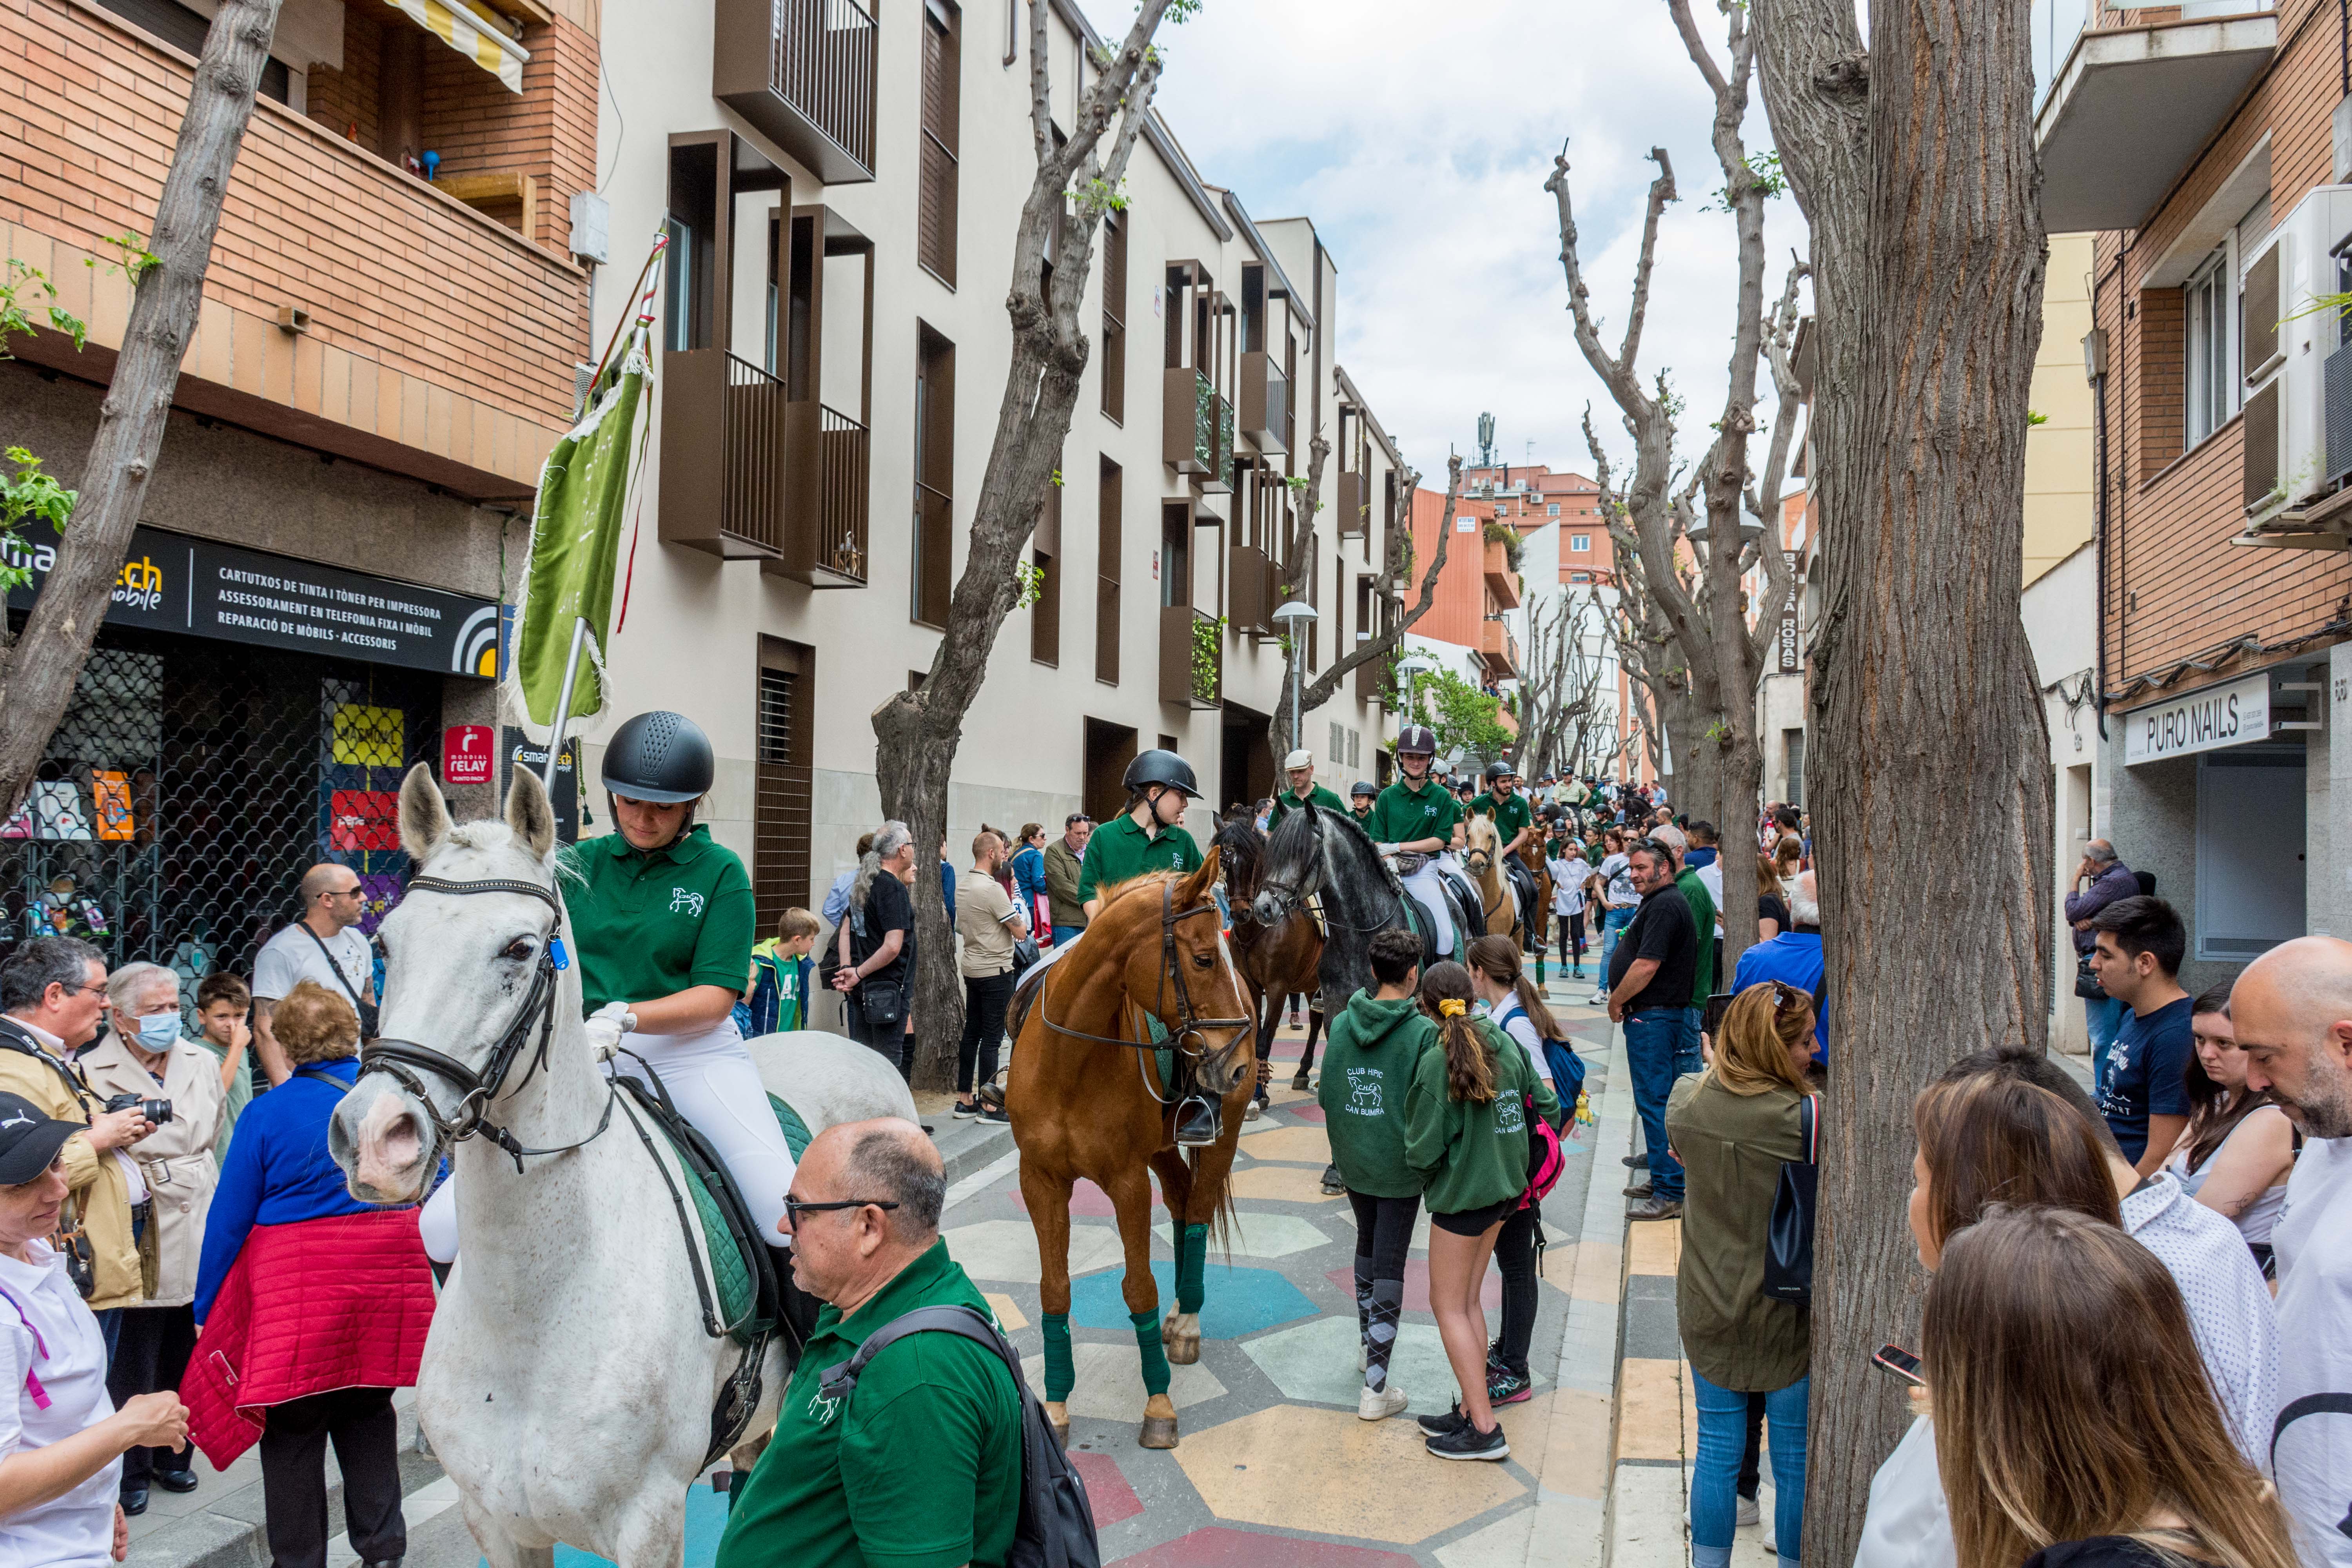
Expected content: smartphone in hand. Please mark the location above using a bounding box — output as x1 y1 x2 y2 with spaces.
1872 1343 1924 1386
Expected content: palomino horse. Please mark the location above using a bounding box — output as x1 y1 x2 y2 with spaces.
1462 815 1520 949
1007 853 1254 1450
1214 817 1327 1091
328 766 915 1568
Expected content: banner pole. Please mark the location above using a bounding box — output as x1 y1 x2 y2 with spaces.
543 614 590 792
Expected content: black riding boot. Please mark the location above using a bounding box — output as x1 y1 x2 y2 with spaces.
1175 1095 1221 1146
768 1246 821 1354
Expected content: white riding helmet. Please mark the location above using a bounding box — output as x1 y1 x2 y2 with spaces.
1283 749 1313 770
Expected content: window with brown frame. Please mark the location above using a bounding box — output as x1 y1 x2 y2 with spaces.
917 0 961 286
1096 457 1122 684
1032 465 1061 666
1101 209 1127 423
913 323 956 626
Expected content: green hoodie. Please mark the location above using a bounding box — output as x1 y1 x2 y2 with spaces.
1316 990 1439 1198
1404 1020 1563 1215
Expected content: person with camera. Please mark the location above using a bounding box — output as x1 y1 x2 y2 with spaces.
76 964 223 1515
0 1090 191 1568
0 940 154 1350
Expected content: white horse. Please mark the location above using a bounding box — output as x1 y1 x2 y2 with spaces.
327 764 916 1568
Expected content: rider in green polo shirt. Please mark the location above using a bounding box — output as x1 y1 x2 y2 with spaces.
1367 726 1463 961
1266 748 1347 834
1468 760 1540 942
1075 749 1220 1145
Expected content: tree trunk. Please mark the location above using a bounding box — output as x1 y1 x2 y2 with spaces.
1756 0 2055 1560
0 0 287 817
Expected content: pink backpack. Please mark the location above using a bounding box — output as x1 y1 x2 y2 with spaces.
1518 1088 1565 1212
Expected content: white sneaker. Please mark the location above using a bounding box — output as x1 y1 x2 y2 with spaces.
1589 989 1607 1006
1358 1338 1368 1371
1737 1495 1761 1527
1243 1100 1263 1122
1357 1384 1409 1421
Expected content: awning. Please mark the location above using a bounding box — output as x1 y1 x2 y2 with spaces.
386 0 530 93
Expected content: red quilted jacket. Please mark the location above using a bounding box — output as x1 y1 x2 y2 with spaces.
184 1209 435 1467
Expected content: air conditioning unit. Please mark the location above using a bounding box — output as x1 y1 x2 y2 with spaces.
2241 184 2352 525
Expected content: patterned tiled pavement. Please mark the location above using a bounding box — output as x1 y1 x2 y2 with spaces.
375 965 1661 1568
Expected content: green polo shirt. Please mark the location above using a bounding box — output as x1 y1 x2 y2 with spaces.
714 1239 1022 1568
1366 777 1460 850
1677 867 1717 1007
1077 811 1203 905
557 825 755 1014
1267 783 1347 832
1468 791 1534 844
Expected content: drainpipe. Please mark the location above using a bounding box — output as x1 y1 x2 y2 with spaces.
2087 322 2111 740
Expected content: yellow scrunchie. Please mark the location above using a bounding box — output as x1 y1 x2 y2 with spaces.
1437 998 1467 1018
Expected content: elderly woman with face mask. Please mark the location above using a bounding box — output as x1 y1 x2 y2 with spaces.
76 963 223 1515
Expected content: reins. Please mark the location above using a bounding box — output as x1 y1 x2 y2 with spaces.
360 873 618 1173
1034 880 1252 1101
1258 807 1410 938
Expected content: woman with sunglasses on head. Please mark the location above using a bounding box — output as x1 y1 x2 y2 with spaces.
2163 986 2297 1279
1664 982 1819 1568
1404 962 1559 1463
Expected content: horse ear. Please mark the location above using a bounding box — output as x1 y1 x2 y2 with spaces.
399 762 452 862
504 764 559 861
1182 847 1221 907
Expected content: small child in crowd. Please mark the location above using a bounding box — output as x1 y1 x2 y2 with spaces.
744 908 819 1036
193 971 254 1163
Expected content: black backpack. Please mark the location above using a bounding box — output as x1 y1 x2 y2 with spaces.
817 1305 1100 1568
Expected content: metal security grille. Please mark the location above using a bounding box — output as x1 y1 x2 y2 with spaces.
1 622 440 996
753 658 812 929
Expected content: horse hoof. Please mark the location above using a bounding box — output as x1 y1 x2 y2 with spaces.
1289 1073 1311 1091
1162 1312 1201 1365
1045 1401 1071 1450
1139 1414 1180 1449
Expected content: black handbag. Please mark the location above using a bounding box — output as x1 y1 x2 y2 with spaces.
2074 953 2107 1000
302 922 381 1037
858 979 907 1031
1011 935 1042 974
1761 1093 1819 1306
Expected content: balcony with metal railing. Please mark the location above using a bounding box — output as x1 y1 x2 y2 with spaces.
715 0 879 184
769 402 869 585
659 351 789 560
1161 605 1222 708
1240 351 1289 455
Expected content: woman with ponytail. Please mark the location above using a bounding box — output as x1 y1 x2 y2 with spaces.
1404 961 1559 1463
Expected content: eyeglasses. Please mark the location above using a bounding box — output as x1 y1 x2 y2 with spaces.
783 1196 901 1224
321 887 364 901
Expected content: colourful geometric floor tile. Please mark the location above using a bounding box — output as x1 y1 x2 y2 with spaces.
545 1484 726 1568
1020 1340 1225 1420
1322 1257 1501 1313
1171 1404 1525 1541
983 1291 1029 1331
1017 1176 1165 1218
1069 1450 1145 1528
1220 1210 1330 1259
1111 1526 1420 1566
1227 1165 1342 1204
1069 1259 1319 1339
1288 1103 1327 1124
1237 1124 1332 1164
944 1218 1127 1284
1240 1314 1519 1416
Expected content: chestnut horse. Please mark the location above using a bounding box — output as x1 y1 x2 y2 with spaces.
1006 853 1255 1450
1214 816 1327 1090
1519 840 1556 973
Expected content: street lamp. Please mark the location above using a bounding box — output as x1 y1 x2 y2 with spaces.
1271 601 1319 754
1396 651 1438 728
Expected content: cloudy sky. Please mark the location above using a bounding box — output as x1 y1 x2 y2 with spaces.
1075 0 1810 489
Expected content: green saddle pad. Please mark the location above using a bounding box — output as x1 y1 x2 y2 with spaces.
659 1094 811 1345
1145 1013 1173 1092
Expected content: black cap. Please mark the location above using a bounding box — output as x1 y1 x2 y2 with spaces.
0 1092 82 1186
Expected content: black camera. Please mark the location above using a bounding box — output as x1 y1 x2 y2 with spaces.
102 1092 173 1125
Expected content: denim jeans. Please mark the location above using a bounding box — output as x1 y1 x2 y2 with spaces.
1598 905 1637 977
1690 1366 1808 1568
1052 925 1087 947
2084 994 2127 1089
1622 1009 1687 1201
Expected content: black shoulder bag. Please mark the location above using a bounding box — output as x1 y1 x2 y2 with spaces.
819 1304 1100 1568
1761 1093 1819 1306
301 923 381 1038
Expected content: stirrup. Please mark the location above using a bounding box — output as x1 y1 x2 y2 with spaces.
1175 1096 1220 1146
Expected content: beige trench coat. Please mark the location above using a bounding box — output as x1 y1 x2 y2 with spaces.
80 1031 227 1309
0 1025 142 1311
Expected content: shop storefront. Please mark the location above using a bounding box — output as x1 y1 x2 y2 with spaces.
4 525 497 982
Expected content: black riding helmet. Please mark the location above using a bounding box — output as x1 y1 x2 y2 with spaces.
601 710 715 804
1123 748 1201 800
1485 760 1516 783
1349 780 1377 800
1396 725 1437 757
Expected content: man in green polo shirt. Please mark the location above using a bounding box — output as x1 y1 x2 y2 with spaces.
1467 761 1539 945
1267 748 1347 833
715 1119 1021 1568
1367 726 1463 961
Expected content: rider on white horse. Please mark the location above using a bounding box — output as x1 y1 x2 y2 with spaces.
420 711 801 1268
1366 726 1461 962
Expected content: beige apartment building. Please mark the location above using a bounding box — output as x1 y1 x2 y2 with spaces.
582 0 1412 922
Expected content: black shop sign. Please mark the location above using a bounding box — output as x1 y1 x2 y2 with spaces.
5 524 500 680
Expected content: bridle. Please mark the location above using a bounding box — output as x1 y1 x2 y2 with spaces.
1036 880 1252 1098
1257 805 1406 938
359 874 615 1172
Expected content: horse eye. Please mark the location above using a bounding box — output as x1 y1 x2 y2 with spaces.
1192 952 1214 968
501 938 535 962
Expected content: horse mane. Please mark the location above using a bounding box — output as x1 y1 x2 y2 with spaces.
434 819 579 889
1094 867 1185 913
1213 817 1262 892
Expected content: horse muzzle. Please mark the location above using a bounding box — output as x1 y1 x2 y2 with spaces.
1249 889 1290 927
329 1073 443 1205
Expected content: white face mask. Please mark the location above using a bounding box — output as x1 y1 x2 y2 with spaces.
132 1010 182 1051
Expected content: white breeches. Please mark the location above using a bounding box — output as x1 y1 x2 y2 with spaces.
419 1018 798 1263
1399 862 1456 959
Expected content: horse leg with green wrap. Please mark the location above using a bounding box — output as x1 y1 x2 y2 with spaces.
1101 1164 1180 1447
1018 1162 1080 1448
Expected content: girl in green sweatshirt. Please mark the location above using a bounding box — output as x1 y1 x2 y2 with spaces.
1316 926 1439 1424
1403 961 1560 1463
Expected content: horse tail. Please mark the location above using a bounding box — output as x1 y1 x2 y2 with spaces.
1187 1144 1241 1261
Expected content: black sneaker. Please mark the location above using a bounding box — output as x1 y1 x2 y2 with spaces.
1488 1367 1534 1406
1623 1180 1655 1198
1622 1152 1648 1167
952 1100 981 1119
1417 1402 1468 1438
979 1104 1009 1123
1426 1420 1510 1461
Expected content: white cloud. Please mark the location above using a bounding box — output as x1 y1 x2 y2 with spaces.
1077 0 1809 485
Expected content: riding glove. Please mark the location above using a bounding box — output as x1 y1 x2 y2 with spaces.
584 1000 637 1062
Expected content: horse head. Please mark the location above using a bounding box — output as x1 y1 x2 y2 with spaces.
328 762 579 1204
1251 804 1322 927
1102 851 1255 1097
1213 815 1264 905
1463 813 1500 880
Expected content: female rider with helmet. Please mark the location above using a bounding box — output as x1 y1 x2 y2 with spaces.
419 711 801 1269
1367 727 1461 962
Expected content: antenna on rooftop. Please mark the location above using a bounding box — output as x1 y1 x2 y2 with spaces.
1476 412 1496 469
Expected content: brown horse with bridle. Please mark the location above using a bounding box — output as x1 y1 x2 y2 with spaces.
1005 852 1255 1450
1214 815 1327 1090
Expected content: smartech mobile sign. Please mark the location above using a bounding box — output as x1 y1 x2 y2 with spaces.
2121 672 2273 766
4 525 498 679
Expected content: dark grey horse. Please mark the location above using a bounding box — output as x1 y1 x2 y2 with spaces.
1251 804 1485 1020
